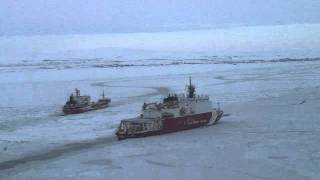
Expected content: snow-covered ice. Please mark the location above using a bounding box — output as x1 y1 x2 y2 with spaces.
0 57 320 179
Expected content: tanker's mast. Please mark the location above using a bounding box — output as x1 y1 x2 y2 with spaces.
102 90 105 99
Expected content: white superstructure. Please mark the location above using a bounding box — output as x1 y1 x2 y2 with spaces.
141 77 215 119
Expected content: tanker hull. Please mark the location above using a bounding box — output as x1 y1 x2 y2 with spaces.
63 102 109 115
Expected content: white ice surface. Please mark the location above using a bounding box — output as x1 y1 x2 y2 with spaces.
0 59 320 179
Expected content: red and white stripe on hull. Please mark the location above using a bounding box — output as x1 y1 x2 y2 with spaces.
116 111 223 140
162 112 212 132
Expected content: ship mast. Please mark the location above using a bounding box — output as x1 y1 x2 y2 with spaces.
187 77 195 98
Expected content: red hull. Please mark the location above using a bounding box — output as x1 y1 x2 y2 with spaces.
116 111 223 140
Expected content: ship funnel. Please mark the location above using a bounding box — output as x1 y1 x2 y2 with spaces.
187 77 195 98
75 88 80 96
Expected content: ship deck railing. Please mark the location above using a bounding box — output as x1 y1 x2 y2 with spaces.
178 94 209 101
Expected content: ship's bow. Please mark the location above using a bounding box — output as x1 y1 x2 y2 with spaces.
208 109 224 125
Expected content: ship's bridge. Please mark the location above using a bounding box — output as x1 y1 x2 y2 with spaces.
178 94 209 102
178 93 212 114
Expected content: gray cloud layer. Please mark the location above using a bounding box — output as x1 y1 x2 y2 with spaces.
1 0 320 36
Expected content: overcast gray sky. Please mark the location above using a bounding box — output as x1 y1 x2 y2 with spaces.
1 0 320 36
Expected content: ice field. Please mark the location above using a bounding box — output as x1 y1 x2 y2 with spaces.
0 57 320 179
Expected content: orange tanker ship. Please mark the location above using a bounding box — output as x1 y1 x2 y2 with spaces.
63 88 111 115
